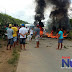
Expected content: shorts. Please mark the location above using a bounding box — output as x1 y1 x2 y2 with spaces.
13 37 17 42
8 38 13 45
58 39 63 43
35 35 40 42
31 34 33 36
20 38 26 44
17 37 18 40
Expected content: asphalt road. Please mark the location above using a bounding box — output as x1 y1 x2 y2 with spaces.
16 38 72 72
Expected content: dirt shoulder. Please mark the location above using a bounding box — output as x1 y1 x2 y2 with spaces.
0 39 20 72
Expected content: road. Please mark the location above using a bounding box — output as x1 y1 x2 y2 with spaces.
16 38 72 72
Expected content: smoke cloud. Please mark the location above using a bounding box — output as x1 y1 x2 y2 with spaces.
35 0 46 21
35 0 71 31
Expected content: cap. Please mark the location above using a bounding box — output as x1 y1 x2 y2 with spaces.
9 24 12 27
21 24 25 26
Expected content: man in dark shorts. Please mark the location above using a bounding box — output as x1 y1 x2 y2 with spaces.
7 24 13 50
56 28 63 50
35 25 40 48
19 24 28 50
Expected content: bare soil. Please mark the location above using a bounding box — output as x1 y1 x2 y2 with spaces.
0 39 20 72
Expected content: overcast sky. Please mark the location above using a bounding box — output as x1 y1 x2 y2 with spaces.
0 0 72 24
0 0 36 23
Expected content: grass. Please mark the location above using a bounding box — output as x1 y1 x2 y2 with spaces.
64 46 66 48
7 48 20 72
0 45 2 48
64 46 68 49
0 38 3 48
0 37 2 40
0 43 2 48
0 62 2 64
8 48 19 65
11 70 16 72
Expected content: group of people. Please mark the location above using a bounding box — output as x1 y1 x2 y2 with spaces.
5 23 67 50
6 24 40 50
6 24 19 50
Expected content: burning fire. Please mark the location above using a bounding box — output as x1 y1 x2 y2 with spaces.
46 30 67 38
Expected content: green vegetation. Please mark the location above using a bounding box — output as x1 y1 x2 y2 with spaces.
64 46 68 49
11 70 16 72
70 19 72 27
0 41 2 48
0 45 2 48
0 13 29 26
64 46 67 48
8 48 19 65
0 13 29 39
68 30 72 37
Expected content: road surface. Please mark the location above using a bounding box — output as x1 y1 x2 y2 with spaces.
16 38 72 72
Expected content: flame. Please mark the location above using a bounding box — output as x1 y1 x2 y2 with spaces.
40 31 43 35
46 30 67 38
40 27 43 36
63 30 67 38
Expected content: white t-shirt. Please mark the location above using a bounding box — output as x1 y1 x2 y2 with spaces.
25 28 28 33
30 29 33 35
27 35 32 41
19 27 27 38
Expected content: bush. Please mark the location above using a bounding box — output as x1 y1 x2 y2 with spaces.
8 49 19 65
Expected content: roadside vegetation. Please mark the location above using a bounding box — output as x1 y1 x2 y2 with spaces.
0 13 28 26
8 48 20 65
0 39 21 72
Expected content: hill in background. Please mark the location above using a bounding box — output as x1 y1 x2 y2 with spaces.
0 13 29 26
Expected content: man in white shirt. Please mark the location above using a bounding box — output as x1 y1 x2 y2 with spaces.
19 24 28 50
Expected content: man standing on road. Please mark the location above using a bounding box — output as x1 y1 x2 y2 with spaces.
35 25 40 48
19 24 28 50
56 28 63 50
12 24 18 47
7 24 13 50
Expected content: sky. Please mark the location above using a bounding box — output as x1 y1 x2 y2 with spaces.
0 0 72 24
0 0 36 23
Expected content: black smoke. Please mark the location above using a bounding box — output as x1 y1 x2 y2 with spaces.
35 0 71 31
35 0 46 21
